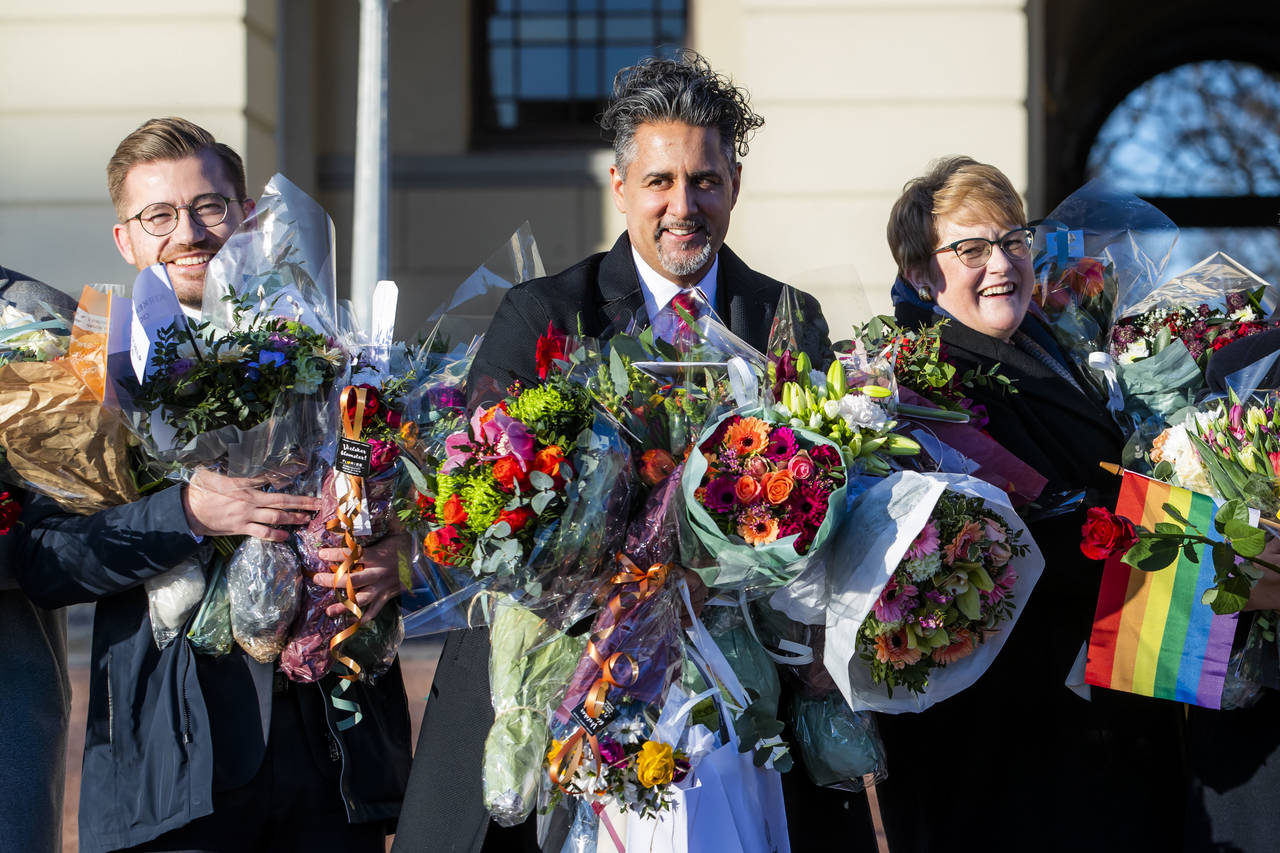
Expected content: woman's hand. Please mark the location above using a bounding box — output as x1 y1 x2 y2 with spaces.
182 468 320 541
314 532 410 622
1245 533 1280 611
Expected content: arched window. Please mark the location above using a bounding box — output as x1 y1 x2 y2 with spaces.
1086 60 1280 285
473 0 687 146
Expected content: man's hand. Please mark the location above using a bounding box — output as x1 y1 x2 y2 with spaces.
314 532 410 623
181 468 321 542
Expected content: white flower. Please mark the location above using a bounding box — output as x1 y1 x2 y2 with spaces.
838 394 888 431
1163 423 1216 496
1230 306 1258 322
614 717 645 745
822 398 842 420
1117 340 1149 365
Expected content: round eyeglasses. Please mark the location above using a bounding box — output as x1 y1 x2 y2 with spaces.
934 227 1035 269
125 193 246 237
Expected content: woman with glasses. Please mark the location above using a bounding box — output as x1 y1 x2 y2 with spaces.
874 157 1186 851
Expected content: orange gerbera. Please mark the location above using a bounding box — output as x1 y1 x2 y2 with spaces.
943 520 983 564
931 629 976 666
739 514 779 546
724 417 770 456
874 629 924 670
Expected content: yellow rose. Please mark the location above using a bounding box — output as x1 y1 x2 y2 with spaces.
635 740 675 788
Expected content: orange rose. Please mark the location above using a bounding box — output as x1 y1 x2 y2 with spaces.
734 475 763 504
441 493 468 526
639 448 677 487
491 456 528 492
424 525 463 565
534 445 569 484
761 469 795 505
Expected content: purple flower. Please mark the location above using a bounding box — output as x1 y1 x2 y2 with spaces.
441 431 474 473
267 332 298 350
597 737 627 768
926 588 953 606
874 577 918 623
246 348 287 380
810 445 841 469
704 476 738 513
170 357 195 378
369 438 400 473
764 427 798 462
673 757 691 783
1227 292 1248 311
473 408 535 466
429 387 465 411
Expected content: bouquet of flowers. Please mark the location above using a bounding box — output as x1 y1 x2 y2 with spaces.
818 471 1044 713
0 295 141 513
1107 253 1279 426
682 407 848 590
855 489 1027 696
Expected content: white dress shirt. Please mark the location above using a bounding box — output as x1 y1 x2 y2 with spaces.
630 246 719 343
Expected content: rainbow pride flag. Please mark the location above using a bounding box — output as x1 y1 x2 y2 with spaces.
1085 471 1239 709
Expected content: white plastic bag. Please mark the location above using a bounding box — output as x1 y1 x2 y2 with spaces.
145 553 207 649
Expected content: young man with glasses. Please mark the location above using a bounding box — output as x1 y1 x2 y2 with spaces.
17 118 411 853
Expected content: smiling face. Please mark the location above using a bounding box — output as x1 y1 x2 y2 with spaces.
920 215 1034 341
111 150 254 310
610 121 741 287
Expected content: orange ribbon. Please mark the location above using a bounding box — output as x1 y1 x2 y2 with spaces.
328 385 368 683
547 555 671 795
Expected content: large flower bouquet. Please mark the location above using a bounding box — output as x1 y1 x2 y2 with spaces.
682 408 848 589
856 489 1026 696
1109 288 1271 366
818 471 1044 713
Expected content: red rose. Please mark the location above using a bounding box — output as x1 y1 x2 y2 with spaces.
497 506 535 533
535 322 568 380
0 492 18 535
441 493 468 527
356 383 381 417
492 456 529 492
1080 507 1138 561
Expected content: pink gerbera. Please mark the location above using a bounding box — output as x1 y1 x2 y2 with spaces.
906 520 939 560
873 577 918 623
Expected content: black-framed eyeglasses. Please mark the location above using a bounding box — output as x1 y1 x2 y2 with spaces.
125 193 246 237
933 227 1035 269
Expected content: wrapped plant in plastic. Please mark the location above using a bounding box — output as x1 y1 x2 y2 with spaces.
187 553 233 655
820 471 1045 712
228 537 302 663
791 691 887 792
482 597 588 826
144 550 209 649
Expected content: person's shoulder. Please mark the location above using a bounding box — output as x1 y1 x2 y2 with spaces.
0 264 77 322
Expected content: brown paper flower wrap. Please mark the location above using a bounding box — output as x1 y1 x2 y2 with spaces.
0 359 138 513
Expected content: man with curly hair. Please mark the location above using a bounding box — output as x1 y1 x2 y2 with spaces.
395 51 834 853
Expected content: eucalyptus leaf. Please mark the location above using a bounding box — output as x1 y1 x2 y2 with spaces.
531 491 554 514
528 470 554 490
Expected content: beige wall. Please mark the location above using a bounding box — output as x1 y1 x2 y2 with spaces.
1 0 1027 342
0 1 278 297
693 0 1030 340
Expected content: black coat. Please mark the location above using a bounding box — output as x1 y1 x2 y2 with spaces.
871 306 1187 853
18 487 413 852
393 233 832 853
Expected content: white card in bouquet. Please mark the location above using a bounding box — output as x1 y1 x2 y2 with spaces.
130 264 186 382
334 470 372 537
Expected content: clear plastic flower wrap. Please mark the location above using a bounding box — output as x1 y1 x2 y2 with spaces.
228 537 303 663
187 553 233 656
790 691 887 792
339 599 405 683
144 550 208 649
482 597 588 827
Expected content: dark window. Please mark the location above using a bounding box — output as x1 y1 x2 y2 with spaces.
474 0 688 146
1086 60 1280 285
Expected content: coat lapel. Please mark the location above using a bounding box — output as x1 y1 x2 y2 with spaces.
594 234 646 336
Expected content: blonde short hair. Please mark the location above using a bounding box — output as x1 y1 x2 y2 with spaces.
887 156 1026 281
107 117 246 221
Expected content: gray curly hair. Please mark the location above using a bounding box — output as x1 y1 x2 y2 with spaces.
601 50 764 179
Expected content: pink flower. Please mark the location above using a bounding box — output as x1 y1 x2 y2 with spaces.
983 567 1018 606
744 455 771 478
786 451 815 481
874 577 918 623
474 409 535 466
1270 451 1280 477
441 431 474 474
735 475 764 505
597 737 627 767
983 518 1005 542
988 540 1012 567
905 520 939 560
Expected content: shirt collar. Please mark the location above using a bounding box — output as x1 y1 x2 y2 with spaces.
630 246 719 327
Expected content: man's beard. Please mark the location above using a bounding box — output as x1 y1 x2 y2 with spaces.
654 219 714 278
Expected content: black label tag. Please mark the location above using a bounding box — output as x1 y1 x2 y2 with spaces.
336 437 372 477
570 698 617 736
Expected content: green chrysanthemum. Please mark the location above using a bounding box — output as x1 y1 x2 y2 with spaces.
903 552 942 582
435 472 459 524
292 357 325 395
506 383 589 436
460 474 507 533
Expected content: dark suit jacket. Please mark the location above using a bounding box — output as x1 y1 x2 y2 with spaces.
394 233 831 853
